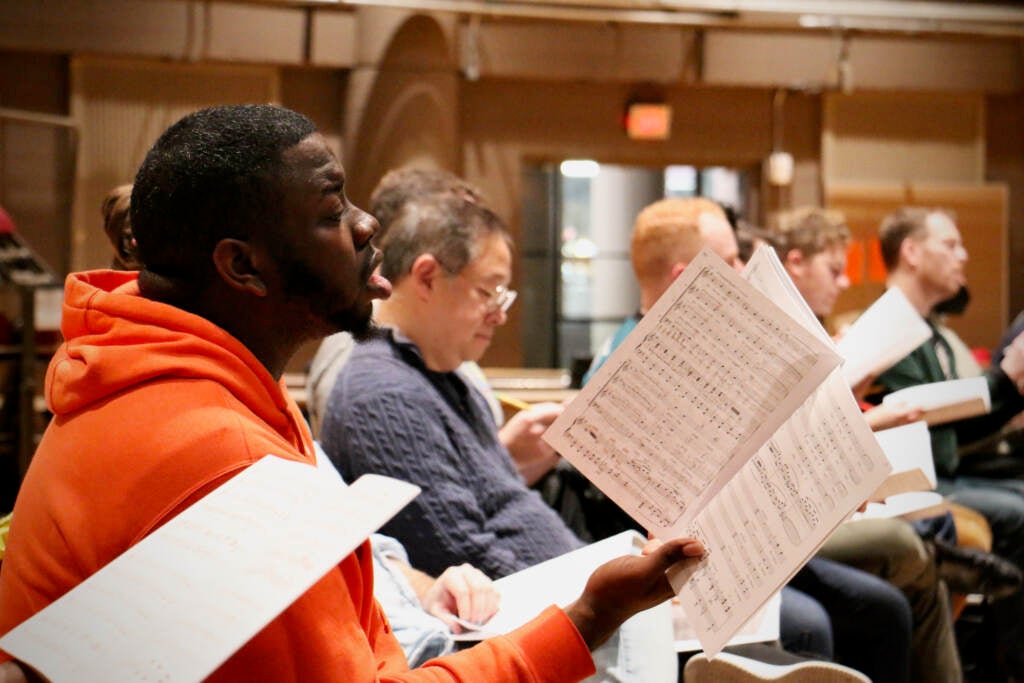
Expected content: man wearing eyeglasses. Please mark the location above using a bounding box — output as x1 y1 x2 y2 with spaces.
320 194 679 681
307 168 563 487
321 194 578 579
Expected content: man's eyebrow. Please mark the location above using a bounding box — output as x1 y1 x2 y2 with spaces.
320 174 344 196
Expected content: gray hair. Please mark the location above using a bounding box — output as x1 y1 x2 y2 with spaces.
379 195 511 282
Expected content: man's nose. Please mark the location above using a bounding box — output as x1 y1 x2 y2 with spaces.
351 209 378 248
486 307 508 326
838 274 851 291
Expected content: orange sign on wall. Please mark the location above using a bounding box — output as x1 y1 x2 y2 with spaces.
625 103 672 141
866 237 888 284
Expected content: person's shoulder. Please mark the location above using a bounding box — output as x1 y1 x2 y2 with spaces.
874 347 927 391
91 377 302 474
345 334 420 382
331 348 426 415
308 332 356 385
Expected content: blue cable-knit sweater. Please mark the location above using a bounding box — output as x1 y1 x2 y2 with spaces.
320 329 583 579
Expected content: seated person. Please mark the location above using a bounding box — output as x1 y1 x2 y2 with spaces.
871 206 1024 678
100 183 142 271
322 190 680 681
95 174 526 671
0 104 704 683
765 205 1022 682
323 194 579 577
308 167 561 486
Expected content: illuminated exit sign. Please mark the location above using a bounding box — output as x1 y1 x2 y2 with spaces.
625 102 672 141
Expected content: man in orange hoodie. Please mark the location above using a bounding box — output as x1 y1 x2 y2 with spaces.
0 104 703 682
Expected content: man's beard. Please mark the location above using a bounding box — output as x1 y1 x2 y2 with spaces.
276 246 375 339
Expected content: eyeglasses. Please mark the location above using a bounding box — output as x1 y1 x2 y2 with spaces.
475 283 518 315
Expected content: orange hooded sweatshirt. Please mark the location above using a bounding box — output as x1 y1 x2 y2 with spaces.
0 271 594 682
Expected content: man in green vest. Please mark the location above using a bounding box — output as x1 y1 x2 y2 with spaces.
874 206 1024 679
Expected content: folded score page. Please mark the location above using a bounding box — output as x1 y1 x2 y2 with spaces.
667 246 891 655
836 287 932 388
0 456 420 683
870 421 936 501
544 249 842 544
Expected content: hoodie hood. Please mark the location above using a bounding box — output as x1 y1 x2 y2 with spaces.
47 271 296 432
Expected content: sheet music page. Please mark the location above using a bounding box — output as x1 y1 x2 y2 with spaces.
0 457 420 683
673 591 781 653
663 246 890 656
451 530 643 641
836 287 932 388
668 369 891 655
544 248 841 539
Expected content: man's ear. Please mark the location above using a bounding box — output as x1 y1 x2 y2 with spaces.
212 238 267 296
899 236 920 270
409 253 443 302
784 248 805 273
669 261 688 281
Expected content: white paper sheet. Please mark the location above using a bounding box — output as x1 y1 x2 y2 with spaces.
0 456 420 683
667 367 889 656
545 248 842 539
665 248 890 655
870 421 936 501
836 287 932 388
451 530 644 640
673 591 781 653
883 376 991 426
545 246 891 657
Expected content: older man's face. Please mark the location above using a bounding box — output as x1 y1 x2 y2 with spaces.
914 212 968 302
431 232 513 371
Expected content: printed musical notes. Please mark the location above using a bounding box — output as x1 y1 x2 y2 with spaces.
545 246 891 657
546 249 840 539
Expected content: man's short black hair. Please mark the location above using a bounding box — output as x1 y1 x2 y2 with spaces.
131 104 317 284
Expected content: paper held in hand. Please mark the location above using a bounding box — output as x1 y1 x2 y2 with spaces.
870 421 937 501
882 376 991 426
544 246 891 656
0 457 420 683
859 421 944 520
450 529 782 655
836 287 932 388
451 530 645 640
